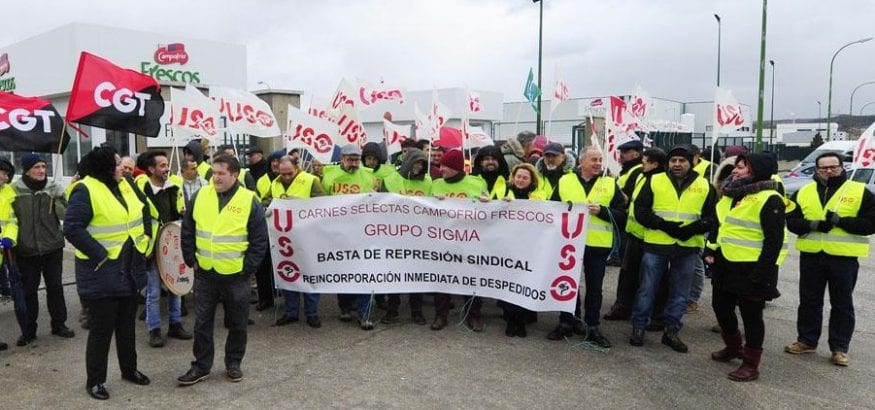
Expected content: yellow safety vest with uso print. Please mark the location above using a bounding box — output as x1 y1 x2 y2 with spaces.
192 185 254 275
693 159 711 180
383 173 432 197
715 191 791 265
618 163 643 192
322 167 375 195
644 173 709 248
270 171 317 199
795 180 869 257
557 174 616 248
74 177 150 260
625 173 646 239
431 176 486 198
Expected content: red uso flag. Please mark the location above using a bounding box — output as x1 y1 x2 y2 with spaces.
0 91 70 153
66 51 165 137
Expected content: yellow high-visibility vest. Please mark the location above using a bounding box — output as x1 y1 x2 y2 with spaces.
716 191 790 265
625 173 646 239
643 173 710 248
192 185 253 275
270 171 317 199
74 177 149 260
557 173 617 248
795 180 869 257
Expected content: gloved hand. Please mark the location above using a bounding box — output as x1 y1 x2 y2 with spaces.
675 224 697 241
825 211 841 225
658 220 684 237
816 217 834 233
0 237 13 250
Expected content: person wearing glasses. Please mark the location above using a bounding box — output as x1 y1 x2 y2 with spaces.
784 152 875 367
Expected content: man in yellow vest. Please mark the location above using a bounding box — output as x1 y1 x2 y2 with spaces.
535 142 573 201
177 155 268 385
322 144 379 330
545 148 625 348
184 140 212 181
784 152 875 367
430 149 488 331
268 156 325 328
213 145 257 191
630 145 716 353
363 142 397 188
471 145 510 200
604 147 667 321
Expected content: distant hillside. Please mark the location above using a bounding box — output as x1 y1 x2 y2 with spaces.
763 115 875 139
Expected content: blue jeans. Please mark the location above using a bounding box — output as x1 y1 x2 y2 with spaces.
797 253 859 353
632 251 696 331
145 262 181 331
282 290 320 318
688 253 705 303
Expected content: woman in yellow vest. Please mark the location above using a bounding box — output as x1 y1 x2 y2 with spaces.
64 146 151 400
704 153 787 382
500 163 543 338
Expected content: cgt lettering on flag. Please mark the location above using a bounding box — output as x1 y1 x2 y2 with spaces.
93 82 153 117
0 91 70 152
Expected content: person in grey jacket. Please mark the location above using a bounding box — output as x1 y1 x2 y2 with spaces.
12 153 73 346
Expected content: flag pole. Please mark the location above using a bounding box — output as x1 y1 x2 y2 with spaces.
49 121 68 214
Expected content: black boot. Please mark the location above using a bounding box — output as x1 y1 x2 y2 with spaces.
629 328 645 346
662 330 689 353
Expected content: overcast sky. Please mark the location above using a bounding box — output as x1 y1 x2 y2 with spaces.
3 0 874 120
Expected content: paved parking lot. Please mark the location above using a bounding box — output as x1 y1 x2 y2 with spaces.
1 238 873 409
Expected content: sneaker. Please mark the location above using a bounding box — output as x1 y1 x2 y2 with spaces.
784 341 816 355
685 301 699 313
831 351 849 367
359 319 374 331
148 329 165 348
177 368 210 386
168 323 193 340
306 315 322 328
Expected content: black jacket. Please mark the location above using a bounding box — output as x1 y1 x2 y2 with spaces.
634 170 717 255
710 192 785 300
620 158 644 200
64 181 148 299
181 182 268 276
786 172 875 241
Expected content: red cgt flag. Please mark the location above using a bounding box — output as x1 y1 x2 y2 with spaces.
66 52 165 137
0 91 71 153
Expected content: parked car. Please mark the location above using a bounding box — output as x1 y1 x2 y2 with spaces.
788 141 856 174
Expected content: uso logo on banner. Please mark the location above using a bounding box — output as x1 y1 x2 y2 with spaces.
273 209 301 283
551 211 586 302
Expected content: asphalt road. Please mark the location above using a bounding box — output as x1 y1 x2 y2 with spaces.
0 237 873 409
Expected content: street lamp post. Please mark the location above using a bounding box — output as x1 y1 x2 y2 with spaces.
849 80 875 117
827 37 873 140
860 101 875 115
769 60 775 148
714 14 721 87
753 0 767 153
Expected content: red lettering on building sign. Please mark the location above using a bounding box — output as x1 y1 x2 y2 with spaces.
154 43 189 65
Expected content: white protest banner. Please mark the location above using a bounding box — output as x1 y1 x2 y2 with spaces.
629 85 653 132
209 86 280 137
268 193 590 313
170 84 222 140
712 87 744 146
383 119 409 156
308 96 332 121
328 78 367 147
605 96 639 175
853 121 875 168
468 91 482 113
357 81 405 107
465 126 495 148
285 104 338 163
551 65 569 112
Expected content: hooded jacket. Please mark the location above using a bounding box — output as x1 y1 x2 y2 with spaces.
501 137 526 170
11 178 66 256
397 148 429 180
472 145 510 194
